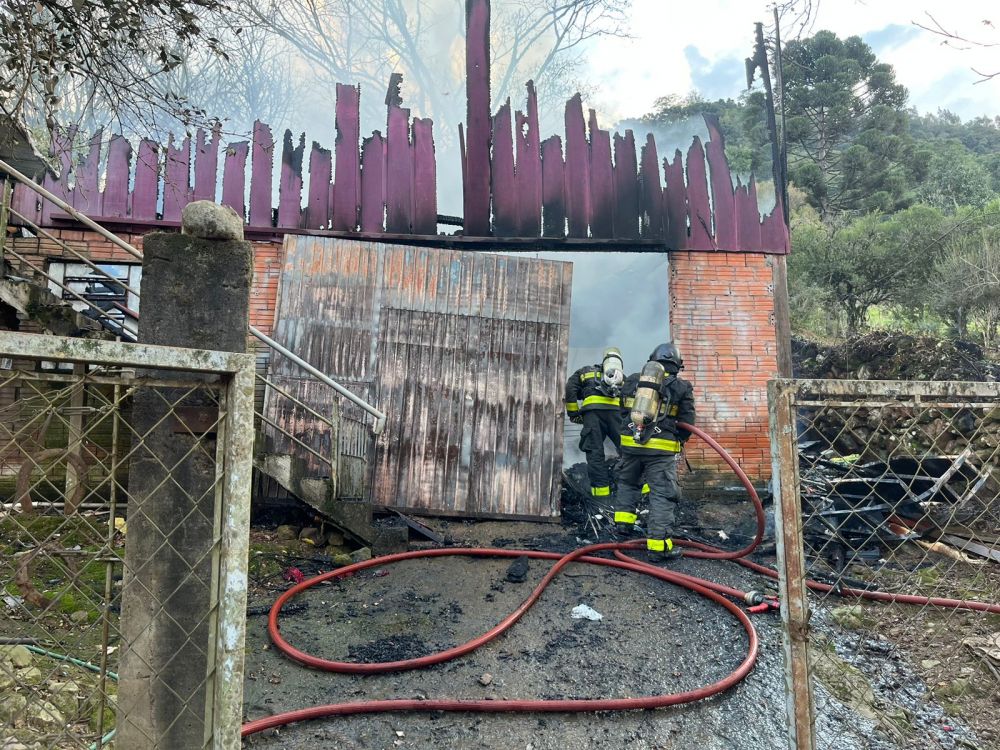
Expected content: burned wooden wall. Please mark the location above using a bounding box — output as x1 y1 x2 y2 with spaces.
263 236 572 517
10 1 788 253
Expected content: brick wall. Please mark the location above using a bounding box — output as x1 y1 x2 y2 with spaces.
6 229 284 335
670 251 779 488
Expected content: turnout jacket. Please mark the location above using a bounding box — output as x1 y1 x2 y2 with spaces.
618 371 695 454
565 364 620 415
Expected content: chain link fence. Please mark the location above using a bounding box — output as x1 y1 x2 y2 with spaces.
770 379 1000 750
0 333 254 749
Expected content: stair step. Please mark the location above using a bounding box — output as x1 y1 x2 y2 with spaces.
254 452 374 544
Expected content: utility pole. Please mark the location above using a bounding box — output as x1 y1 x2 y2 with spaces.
746 17 793 377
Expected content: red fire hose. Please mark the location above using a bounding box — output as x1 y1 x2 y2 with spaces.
242 421 1000 739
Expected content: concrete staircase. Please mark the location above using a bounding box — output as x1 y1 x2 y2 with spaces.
253 452 376 545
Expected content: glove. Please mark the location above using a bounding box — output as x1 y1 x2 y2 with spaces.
568 412 584 424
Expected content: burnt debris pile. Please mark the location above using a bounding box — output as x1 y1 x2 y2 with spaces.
797 440 1000 570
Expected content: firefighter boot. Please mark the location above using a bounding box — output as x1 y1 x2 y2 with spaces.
613 510 639 538
645 537 683 562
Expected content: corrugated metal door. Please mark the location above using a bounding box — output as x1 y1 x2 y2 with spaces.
266 236 572 518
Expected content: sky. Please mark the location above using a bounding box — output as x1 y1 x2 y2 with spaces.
584 0 1000 124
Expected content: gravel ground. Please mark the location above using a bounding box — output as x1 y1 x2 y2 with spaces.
239 519 955 750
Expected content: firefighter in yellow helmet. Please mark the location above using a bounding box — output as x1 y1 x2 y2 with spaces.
614 342 695 561
564 347 626 499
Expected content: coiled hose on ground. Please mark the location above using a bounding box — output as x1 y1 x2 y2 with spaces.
242 422 1000 738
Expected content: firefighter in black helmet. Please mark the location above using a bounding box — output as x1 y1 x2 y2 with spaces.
565 347 626 499
613 342 695 561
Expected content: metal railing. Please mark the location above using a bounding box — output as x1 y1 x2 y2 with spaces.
0 157 386 484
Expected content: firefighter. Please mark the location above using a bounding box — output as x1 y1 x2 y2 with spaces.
564 347 626 499
614 342 695 561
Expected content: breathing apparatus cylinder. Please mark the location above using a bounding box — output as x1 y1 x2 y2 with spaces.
601 347 624 390
630 360 665 442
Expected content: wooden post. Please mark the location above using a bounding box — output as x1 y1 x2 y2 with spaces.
772 255 794 377
63 362 86 514
768 379 815 750
0 178 12 269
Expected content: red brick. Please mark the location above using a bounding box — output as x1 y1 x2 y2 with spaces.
671 251 779 487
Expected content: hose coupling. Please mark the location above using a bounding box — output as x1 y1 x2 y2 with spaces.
744 590 765 606
748 595 781 614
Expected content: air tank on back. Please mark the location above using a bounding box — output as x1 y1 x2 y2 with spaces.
630 360 665 442
601 347 624 390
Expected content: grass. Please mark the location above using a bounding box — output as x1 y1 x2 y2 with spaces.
1 513 120 627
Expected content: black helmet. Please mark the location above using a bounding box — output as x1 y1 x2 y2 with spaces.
649 342 682 368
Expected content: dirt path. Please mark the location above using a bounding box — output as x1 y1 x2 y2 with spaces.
239 520 948 750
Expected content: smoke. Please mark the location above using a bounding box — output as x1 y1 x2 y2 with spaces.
506 250 670 465
617 115 777 215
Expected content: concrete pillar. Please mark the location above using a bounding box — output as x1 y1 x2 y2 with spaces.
118 203 251 748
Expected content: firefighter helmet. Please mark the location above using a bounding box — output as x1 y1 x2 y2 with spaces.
648 342 682 368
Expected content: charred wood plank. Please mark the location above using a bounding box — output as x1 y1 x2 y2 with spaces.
333 83 361 231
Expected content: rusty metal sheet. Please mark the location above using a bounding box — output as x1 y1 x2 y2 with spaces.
269 235 380 383
360 132 387 233
762 192 790 254
266 236 570 517
736 180 762 251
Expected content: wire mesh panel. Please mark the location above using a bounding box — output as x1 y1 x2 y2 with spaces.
769 379 1000 750
0 333 254 750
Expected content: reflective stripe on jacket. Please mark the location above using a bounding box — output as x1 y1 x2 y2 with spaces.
564 364 619 413
618 371 695 453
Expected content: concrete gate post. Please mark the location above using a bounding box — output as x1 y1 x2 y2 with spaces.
118 203 251 748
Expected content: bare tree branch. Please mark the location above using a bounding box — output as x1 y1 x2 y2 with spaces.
913 12 1000 83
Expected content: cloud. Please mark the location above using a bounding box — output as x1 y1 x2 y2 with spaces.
911 68 994 120
583 0 1000 124
684 45 747 101
862 23 921 53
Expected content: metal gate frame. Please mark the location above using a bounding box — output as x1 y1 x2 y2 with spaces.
767 377 1000 750
0 331 256 748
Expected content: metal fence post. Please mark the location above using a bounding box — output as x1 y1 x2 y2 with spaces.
768 378 815 750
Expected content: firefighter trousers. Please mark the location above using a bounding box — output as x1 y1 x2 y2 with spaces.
578 409 622 497
615 452 679 541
